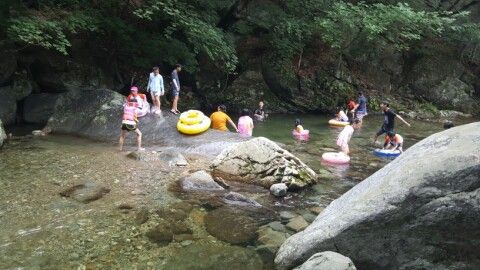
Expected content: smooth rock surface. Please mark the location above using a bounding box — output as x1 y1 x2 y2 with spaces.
46 89 245 156
270 183 288 197
276 122 480 269
211 137 317 189
59 182 110 203
223 192 261 207
294 251 356 270
181 170 224 191
285 216 309 232
205 207 258 245
23 93 60 124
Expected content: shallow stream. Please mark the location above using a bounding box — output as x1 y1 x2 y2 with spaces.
0 114 472 269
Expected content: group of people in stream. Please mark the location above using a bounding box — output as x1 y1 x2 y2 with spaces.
118 67 409 158
118 64 269 151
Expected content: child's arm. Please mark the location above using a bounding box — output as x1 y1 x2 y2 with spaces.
228 119 238 132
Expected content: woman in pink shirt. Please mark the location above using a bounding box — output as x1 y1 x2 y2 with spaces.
237 109 254 137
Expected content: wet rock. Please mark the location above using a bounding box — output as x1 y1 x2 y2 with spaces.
438 110 471 119
270 183 288 197
276 122 480 270
301 212 317 223
286 216 309 232
23 93 60 124
223 192 261 207
181 170 224 191
127 151 161 162
0 119 6 147
159 150 188 166
317 169 336 180
11 71 33 101
211 137 317 189
279 211 298 220
175 234 194 242
145 225 174 245
309 206 324 215
59 182 110 203
32 130 46 136
257 226 289 253
162 242 263 270
170 201 194 213
267 221 288 233
156 208 188 221
213 176 230 189
135 207 150 225
294 251 357 270
205 207 258 245
0 87 17 125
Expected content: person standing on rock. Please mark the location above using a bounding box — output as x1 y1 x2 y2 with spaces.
147 66 164 115
119 102 144 151
373 101 411 144
210 105 238 132
352 91 368 120
170 64 182 115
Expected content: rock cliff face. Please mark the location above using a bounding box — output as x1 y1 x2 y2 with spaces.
275 122 480 270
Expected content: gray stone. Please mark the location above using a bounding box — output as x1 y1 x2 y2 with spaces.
0 87 17 125
59 182 110 203
267 221 288 233
223 191 262 207
158 151 188 166
279 211 298 220
45 89 245 156
23 93 60 124
294 251 356 270
211 137 317 189
256 226 289 254
205 207 258 245
181 170 224 191
275 122 480 270
127 151 161 162
285 216 309 232
11 71 33 101
270 183 288 197
0 119 6 147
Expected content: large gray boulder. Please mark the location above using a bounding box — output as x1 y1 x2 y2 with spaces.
23 93 60 124
211 137 317 189
0 119 6 147
46 88 245 156
0 53 16 84
275 122 480 269
294 251 357 270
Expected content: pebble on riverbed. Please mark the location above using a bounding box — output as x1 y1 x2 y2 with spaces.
286 216 309 232
270 183 288 197
59 182 110 203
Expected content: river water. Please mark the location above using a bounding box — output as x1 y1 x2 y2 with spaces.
0 114 471 269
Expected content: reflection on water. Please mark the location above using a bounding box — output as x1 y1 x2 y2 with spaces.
0 115 473 269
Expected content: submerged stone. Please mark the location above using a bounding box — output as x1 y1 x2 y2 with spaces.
205 207 258 245
59 182 110 203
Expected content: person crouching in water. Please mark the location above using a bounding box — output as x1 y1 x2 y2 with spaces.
335 107 349 122
383 131 404 153
210 104 238 132
119 102 144 151
336 118 361 156
237 109 254 137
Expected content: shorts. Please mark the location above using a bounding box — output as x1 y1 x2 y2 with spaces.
150 90 163 97
171 87 180 97
356 111 367 120
121 123 137 131
376 126 393 136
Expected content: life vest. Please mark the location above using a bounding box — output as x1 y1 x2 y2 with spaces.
123 105 137 124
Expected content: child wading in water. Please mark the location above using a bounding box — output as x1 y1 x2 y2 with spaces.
294 119 305 133
336 118 361 155
119 102 144 151
383 131 404 153
237 109 254 137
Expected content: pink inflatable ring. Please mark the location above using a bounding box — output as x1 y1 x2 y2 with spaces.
322 152 350 164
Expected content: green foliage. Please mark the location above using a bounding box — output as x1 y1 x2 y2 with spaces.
134 0 238 72
8 11 95 55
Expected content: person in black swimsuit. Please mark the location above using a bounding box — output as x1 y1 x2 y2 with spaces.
373 101 411 144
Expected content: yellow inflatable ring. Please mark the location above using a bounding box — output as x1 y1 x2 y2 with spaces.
179 110 204 125
328 119 350 127
177 116 211 135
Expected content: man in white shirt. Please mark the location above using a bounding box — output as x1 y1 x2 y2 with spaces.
147 66 164 115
